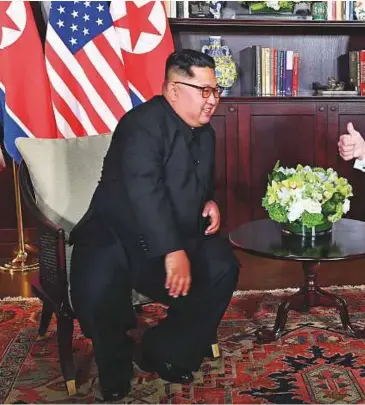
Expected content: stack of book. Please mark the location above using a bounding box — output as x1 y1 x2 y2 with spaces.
239 46 300 97
327 0 356 20
338 50 365 95
165 1 190 18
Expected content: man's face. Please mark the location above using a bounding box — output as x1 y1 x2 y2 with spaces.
171 66 220 127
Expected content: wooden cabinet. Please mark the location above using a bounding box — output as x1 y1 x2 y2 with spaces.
237 101 327 223
212 99 365 234
169 17 365 236
210 103 238 233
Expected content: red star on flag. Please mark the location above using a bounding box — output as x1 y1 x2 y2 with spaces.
114 1 160 51
0 3 20 45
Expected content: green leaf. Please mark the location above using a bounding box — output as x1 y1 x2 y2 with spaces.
302 212 324 227
322 200 337 215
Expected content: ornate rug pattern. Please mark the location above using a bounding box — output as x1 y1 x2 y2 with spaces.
3 287 365 403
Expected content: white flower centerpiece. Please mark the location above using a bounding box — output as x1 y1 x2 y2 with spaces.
262 161 353 237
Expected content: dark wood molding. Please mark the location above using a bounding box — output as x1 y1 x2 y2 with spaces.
169 18 365 33
220 96 365 102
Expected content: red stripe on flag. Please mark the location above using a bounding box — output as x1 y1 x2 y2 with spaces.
50 86 88 137
93 33 129 90
75 48 125 121
45 44 110 134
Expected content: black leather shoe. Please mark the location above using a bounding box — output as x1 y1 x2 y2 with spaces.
102 381 131 402
137 354 194 384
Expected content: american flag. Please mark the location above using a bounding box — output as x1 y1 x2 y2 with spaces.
45 1 132 138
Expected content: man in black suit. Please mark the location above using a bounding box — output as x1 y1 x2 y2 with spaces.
70 49 239 402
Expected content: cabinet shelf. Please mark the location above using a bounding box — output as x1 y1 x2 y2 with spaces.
170 17 365 101
220 96 365 102
168 17 365 230
169 18 365 33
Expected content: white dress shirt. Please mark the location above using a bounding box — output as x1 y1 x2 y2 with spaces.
354 157 365 172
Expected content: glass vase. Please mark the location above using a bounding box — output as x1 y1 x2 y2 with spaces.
281 221 332 238
201 36 237 96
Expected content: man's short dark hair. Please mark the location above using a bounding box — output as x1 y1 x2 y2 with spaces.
164 49 215 80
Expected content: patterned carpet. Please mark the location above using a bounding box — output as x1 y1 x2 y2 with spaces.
3 287 365 403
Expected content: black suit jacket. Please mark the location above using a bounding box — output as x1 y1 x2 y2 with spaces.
71 96 216 279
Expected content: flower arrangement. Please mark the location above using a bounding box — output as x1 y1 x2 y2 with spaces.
239 1 294 13
262 161 353 234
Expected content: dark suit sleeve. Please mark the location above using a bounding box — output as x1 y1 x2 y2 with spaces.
118 122 183 259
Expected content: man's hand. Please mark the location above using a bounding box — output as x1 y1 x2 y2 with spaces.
202 200 220 235
165 250 191 298
338 122 365 161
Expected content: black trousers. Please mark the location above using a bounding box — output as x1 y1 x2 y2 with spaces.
70 234 239 391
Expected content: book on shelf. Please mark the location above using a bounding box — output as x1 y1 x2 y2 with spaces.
327 0 356 21
239 46 299 97
165 1 187 18
338 50 365 95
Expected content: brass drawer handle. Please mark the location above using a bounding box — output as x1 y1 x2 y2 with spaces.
330 106 337 111
319 106 324 112
228 107 235 112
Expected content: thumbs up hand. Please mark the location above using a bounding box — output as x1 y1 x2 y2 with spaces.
338 122 365 161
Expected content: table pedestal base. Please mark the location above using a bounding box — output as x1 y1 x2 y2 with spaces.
256 261 365 343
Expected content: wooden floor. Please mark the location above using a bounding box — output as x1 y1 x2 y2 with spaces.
1 251 365 299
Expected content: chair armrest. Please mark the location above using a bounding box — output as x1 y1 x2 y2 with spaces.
18 161 61 233
19 161 69 313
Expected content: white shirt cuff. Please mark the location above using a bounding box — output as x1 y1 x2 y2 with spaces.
354 157 365 172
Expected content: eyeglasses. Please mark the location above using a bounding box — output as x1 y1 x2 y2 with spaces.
173 82 222 98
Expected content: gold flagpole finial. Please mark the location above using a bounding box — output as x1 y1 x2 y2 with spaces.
0 161 38 273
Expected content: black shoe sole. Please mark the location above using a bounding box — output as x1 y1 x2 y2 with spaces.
102 382 131 402
137 356 194 384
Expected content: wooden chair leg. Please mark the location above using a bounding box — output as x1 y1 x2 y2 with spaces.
211 343 220 358
38 301 53 337
210 333 220 358
57 313 76 396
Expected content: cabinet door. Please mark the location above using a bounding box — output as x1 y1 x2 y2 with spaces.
210 102 238 233
237 102 327 224
327 102 365 221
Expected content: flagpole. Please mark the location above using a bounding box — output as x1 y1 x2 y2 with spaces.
0 160 38 272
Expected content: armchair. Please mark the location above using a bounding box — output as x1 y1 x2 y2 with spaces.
16 135 151 396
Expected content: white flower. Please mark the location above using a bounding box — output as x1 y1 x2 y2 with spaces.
302 199 322 214
266 1 280 10
288 201 305 222
326 168 338 183
316 172 327 181
277 187 291 205
292 187 304 199
277 167 296 176
343 199 350 214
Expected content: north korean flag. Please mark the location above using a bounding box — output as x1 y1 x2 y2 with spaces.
110 0 174 107
0 1 57 163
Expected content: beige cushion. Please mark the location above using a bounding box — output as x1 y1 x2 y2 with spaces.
16 134 152 307
16 134 112 238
